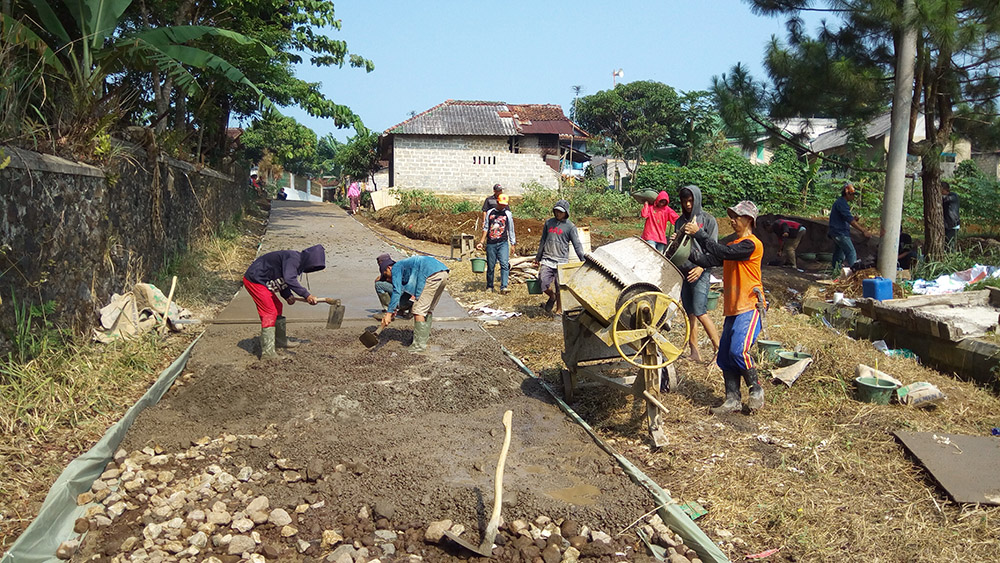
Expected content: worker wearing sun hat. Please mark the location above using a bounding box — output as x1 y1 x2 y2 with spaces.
683 200 766 414
478 193 516 294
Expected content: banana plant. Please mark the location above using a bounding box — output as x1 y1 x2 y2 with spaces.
12 0 276 109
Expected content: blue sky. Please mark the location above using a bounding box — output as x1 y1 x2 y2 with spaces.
268 1 829 141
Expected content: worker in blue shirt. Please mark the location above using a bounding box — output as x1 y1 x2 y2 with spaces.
828 183 872 274
379 254 450 353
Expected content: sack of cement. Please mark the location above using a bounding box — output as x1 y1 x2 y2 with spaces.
896 382 947 408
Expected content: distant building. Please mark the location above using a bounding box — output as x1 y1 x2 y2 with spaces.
740 118 839 165
379 100 589 194
971 150 1000 180
810 112 971 176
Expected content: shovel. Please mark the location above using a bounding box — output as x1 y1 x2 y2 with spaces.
445 410 513 557
359 325 383 349
291 296 345 329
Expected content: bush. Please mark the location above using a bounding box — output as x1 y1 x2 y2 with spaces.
515 180 635 220
450 199 476 214
953 160 1000 230
395 189 443 213
518 182 560 219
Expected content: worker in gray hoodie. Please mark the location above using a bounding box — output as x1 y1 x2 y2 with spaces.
533 199 586 314
672 185 721 364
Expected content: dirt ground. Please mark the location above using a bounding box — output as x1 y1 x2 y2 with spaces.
357 208 1000 563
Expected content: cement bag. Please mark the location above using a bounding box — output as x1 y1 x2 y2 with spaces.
896 382 946 408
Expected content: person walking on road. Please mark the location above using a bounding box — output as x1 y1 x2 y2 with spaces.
828 183 872 276
379 255 451 353
683 200 766 414
533 199 586 315
942 181 960 251
243 245 326 359
640 191 679 253
767 217 806 269
482 184 503 227
673 185 721 364
478 193 516 294
347 181 362 215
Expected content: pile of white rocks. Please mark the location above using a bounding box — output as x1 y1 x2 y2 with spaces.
640 513 704 563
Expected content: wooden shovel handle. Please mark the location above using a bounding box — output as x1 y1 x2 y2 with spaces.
488 410 513 526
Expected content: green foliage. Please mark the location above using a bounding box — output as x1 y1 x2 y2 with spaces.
450 200 476 214
632 146 807 213
395 189 443 213
336 130 381 184
241 112 319 175
913 242 1000 281
575 81 684 175
952 160 1000 231
516 180 634 220
518 182 560 220
7 294 63 365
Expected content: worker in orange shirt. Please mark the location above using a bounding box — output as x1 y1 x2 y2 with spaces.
682 200 766 414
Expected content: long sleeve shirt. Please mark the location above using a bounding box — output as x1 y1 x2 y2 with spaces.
387 256 449 312
693 230 764 316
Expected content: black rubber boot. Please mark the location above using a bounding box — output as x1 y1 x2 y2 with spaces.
710 371 742 414
743 368 765 410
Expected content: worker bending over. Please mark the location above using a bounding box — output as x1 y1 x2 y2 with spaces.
379 255 450 353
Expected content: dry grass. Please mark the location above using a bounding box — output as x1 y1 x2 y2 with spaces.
0 203 268 552
373 210 1000 562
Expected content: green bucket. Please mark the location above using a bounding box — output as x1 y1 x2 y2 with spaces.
756 340 782 362
855 376 899 404
470 258 486 273
525 279 543 294
705 290 721 311
776 350 813 367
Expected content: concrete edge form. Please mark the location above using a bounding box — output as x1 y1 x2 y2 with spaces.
497 347 731 563
1 335 202 563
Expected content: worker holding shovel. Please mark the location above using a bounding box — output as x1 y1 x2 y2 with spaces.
243 245 326 359
379 254 450 353
683 201 766 414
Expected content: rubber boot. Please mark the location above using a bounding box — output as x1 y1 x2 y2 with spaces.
409 319 431 353
743 368 765 410
710 371 742 414
377 292 392 311
275 316 299 348
259 326 279 359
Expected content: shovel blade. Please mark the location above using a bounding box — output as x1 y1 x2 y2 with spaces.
327 303 345 329
443 530 492 557
359 329 379 348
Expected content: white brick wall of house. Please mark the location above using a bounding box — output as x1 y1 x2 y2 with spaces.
391 135 559 194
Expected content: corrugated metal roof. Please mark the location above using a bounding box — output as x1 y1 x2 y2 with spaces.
811 113 892 153
384 100 518 136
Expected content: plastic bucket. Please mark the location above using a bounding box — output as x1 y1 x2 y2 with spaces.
525 279 543 294
706 290 721 311
776 350 813 367
470 258 486 273
855 376 899 404
756 340 782 362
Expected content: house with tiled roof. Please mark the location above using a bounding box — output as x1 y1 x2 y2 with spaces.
379 100 589 193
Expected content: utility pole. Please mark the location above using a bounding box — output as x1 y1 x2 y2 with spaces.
878 0 917 282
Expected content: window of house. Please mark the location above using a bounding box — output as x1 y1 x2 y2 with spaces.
941 152 956 163
508 137 520 154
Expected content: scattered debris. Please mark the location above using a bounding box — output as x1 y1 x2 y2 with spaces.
770 358 812 387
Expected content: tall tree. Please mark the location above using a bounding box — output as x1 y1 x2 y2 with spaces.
738 0 1000 258
575 80 684 176
335 130 381 187
240 112 319 176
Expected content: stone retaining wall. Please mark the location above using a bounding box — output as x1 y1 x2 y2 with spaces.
0 146 254 334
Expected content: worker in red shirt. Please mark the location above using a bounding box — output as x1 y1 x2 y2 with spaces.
683 201 766 414
766 217 806 269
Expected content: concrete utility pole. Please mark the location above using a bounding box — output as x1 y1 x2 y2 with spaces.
878 0 918 282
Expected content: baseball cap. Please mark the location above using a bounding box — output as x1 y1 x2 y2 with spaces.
493 183 503 192
727 200 759 222
497 194 510 205
553 204 567 213
376 253 395 272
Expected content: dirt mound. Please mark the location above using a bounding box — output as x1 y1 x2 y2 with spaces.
375 209 547 258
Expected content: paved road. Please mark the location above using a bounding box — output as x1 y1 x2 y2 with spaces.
213 201 471 327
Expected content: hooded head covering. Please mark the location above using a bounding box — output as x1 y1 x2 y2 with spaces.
654 191 670 206
300 245 326 273
679 185 703 219
377 253 396 273
553 199 570 216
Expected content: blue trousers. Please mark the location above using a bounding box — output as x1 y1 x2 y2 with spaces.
831 234 857 270
485 240 509 290
717 309 763 372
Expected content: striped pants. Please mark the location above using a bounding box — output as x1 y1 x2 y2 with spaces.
717 309 762 372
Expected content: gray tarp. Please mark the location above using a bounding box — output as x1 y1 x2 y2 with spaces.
1 336 200 563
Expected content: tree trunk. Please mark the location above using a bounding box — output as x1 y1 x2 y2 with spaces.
921 158 945 258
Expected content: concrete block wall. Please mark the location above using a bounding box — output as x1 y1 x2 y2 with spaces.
391 135 559 194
